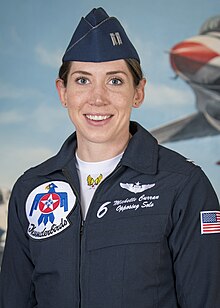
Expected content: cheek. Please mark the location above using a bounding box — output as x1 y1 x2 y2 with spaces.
116 94 135 110
121 88 136 103
66 91 81 109
67 107 81 127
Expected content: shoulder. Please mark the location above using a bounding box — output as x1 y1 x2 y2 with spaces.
155 144 208 196
158 144 199 176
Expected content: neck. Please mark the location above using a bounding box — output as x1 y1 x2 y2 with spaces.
76 133 131 162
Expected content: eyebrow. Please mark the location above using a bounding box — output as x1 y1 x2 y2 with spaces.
106 70 128 76
71 70 128 76
71 70 92 76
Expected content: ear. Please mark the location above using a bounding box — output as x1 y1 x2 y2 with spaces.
56 79 67 108
132 78 147 108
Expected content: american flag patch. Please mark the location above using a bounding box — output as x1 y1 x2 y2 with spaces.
200 211 220 234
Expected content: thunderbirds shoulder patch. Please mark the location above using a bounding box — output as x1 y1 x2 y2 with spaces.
26 181 76 239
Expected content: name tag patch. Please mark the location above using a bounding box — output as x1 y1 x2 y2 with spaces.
97 194 159 219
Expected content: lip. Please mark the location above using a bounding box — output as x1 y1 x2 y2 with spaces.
84 113 113 125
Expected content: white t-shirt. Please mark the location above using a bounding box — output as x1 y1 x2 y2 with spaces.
75 152 123 220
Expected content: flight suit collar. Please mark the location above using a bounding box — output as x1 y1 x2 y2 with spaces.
121 121 158 175
26 121 158 177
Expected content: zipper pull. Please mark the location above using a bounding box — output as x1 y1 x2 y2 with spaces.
80 220 84 236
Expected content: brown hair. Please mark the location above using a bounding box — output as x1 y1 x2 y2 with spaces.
58 59 144 87
58 62 71 87
125 59 144 86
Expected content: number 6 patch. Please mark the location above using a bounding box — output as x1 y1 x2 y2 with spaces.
97 202 111 219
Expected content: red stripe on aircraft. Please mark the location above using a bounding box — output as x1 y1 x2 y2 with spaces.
170 41 219 75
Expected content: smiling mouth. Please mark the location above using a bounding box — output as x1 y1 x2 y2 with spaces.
85 114 112 121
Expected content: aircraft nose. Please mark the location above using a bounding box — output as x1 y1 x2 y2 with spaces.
170 40 218 76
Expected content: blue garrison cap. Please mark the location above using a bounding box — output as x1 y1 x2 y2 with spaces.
62 7 140 63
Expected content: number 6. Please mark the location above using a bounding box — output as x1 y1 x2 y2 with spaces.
97 202 111 219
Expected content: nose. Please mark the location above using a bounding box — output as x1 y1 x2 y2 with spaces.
89 83 107 106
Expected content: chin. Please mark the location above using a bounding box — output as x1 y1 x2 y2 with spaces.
87 135 112 144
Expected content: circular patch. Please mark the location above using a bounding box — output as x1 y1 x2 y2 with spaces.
26 181 76 239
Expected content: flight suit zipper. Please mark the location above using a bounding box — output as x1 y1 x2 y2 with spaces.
62 168 83 308
63 164 124 307
79 164 124 306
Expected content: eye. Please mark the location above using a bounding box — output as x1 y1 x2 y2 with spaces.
109 77 123 86
76 77 90 85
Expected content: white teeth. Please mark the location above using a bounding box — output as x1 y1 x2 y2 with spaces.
86 115 111 121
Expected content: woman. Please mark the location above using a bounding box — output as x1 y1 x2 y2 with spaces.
1 7 220 308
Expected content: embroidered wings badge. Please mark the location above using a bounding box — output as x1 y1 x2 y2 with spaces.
120 182 155 194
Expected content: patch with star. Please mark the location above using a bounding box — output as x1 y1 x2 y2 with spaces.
25 181 76 239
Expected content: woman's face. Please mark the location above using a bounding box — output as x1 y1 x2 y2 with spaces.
56 59 145 149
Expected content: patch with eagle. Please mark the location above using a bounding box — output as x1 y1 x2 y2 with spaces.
25 181 76 239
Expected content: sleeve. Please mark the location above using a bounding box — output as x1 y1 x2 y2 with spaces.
168 167 220 307
0 181 36 308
